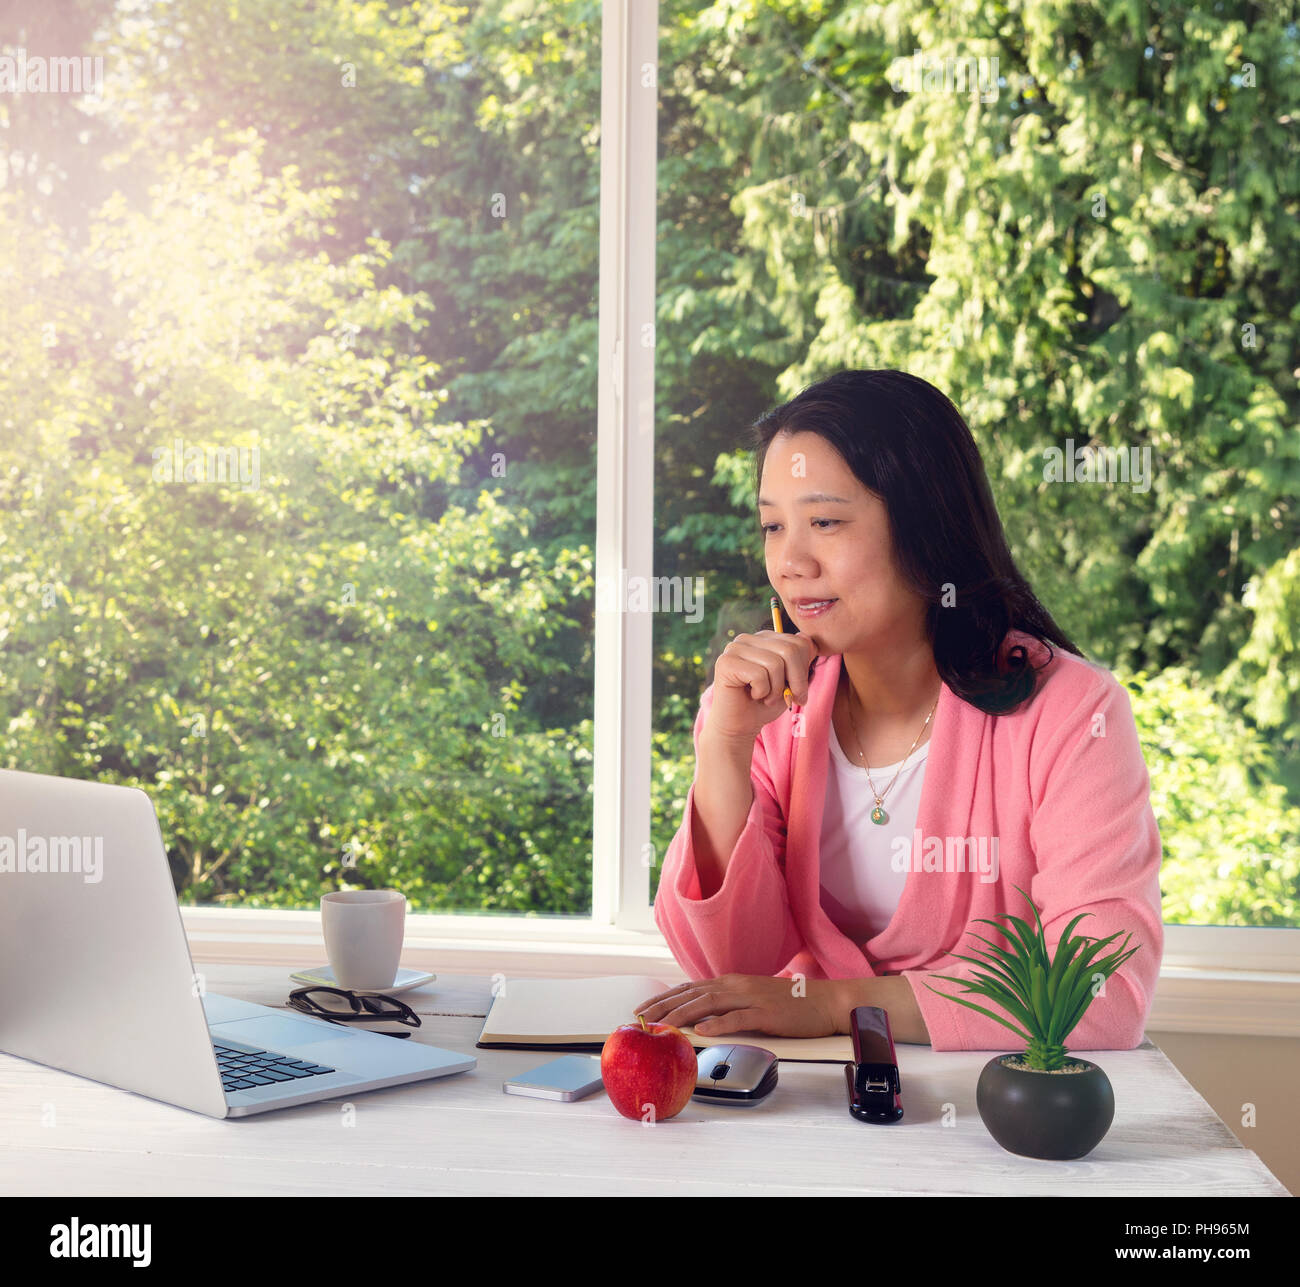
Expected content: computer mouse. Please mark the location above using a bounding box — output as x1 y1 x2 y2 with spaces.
692 1043 779 1104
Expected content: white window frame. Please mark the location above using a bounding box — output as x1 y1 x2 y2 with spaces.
178 0 1300 1035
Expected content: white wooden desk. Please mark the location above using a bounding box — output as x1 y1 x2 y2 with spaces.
1 964 1289 1196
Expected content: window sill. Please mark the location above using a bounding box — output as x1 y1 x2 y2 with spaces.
1145 966 1300 1038
180 906 682 980
179 908 1300 1035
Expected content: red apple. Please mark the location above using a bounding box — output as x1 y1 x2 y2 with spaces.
600 1013 698 1122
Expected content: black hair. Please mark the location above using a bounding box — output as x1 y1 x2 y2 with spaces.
748 368 1084 715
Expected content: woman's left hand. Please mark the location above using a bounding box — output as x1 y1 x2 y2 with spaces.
633 974 840 1039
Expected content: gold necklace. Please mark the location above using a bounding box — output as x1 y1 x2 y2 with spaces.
845 677 939 825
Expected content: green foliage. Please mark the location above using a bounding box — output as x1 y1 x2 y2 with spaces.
647 0 1299 925
0 133 591 910
1 0 1296 927
1123 665 1300 924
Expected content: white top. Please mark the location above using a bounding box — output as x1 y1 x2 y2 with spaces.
817 722 930 944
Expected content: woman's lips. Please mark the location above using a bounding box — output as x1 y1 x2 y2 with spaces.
791 598 837 619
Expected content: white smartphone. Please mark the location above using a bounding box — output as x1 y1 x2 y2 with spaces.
502 1055 605 1101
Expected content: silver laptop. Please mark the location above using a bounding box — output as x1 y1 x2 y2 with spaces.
0 767 475 1117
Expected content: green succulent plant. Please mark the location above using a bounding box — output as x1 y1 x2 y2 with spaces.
924 884 1142 1070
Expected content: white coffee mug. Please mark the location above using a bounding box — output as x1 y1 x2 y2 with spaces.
320 890 406 991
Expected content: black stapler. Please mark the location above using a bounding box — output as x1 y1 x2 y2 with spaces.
844 1005 904 1123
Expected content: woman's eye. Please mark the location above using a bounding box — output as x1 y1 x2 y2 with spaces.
760 520 838 535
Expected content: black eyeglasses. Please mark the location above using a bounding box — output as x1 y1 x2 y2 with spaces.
287 986 421 1038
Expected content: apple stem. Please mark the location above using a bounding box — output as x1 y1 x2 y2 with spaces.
637 1012 647 1031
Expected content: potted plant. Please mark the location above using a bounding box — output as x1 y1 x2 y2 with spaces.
924 885 1141 1160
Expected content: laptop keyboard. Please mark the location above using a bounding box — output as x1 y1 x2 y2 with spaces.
214 1040 337 1094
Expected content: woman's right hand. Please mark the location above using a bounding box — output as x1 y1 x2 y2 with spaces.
703 628 820 744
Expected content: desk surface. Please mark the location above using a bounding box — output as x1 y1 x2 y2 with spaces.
1 965 1289 1196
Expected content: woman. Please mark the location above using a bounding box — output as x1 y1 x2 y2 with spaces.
638 370 1163 1050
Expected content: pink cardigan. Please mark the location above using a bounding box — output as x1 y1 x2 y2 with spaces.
653 631 1164 1051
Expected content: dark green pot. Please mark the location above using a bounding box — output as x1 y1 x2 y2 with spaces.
976 1053 1114 1160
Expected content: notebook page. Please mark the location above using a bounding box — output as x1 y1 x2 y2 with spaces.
480 975 674 1039
477 974 856 1060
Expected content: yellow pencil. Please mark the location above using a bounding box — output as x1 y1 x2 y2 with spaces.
769 595 794 707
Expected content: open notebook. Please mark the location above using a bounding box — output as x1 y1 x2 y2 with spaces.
476 975 856 1063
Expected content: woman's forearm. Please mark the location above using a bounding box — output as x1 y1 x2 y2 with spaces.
688 729 757 900
826 974 931 1044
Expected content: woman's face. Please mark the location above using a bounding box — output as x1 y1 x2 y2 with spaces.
758 431 927 654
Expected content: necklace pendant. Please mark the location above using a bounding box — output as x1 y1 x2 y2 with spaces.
870 805 889 825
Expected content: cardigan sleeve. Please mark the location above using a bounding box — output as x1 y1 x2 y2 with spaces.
652 682 805 978
903 667 1164 1052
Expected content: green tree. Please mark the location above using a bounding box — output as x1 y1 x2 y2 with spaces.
0 136 590 909
2 0 1296 925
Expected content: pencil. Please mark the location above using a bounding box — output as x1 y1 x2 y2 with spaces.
769 595 794 707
